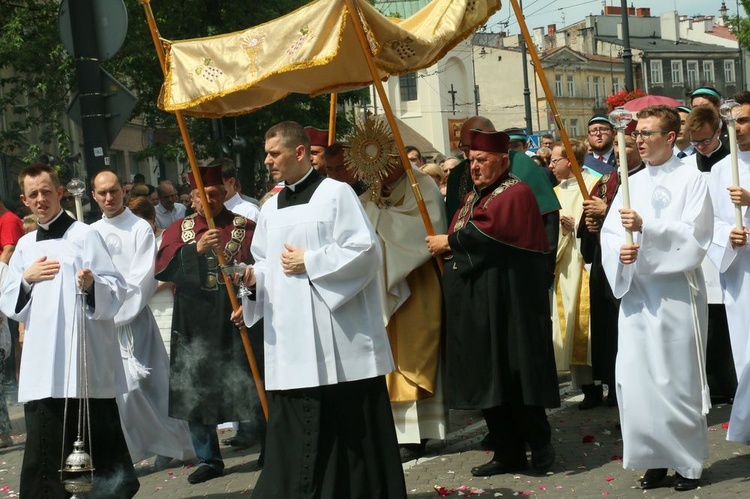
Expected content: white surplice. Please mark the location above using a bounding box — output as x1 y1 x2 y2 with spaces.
225 192 260 222
93 209 194 461
0 221 128 402
361 169 448 444
601 156 713 479
243 178 394 391
707 150 750 443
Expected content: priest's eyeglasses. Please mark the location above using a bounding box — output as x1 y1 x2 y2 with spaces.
689 129 720 147
550 157 568 165
631 130 667 139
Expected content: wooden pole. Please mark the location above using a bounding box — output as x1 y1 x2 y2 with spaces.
343 0 441 254
508 0 590 200
137 0 268 420
328 94 338 145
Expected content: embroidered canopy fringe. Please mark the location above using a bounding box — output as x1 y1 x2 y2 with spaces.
158 0 501 117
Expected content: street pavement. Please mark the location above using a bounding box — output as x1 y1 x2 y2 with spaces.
0 381 748 498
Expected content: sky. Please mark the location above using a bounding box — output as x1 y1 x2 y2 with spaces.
490 0 743 35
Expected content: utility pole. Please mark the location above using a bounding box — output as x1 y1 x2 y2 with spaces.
621 0 635 90
68 0 109 177
520 0 533 134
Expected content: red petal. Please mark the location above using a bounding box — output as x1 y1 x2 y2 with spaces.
722 422 729 429
610 455 623 461
582 435 596 443
605 476 615 482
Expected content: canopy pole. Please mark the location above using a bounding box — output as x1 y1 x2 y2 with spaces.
343 0 442 272
508 0 590 200
137 0 268 420
328 94 338 145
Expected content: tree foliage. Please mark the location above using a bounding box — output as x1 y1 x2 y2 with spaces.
0 0 369 194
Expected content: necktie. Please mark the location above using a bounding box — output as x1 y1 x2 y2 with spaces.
677 151 687 159
598 155 604 162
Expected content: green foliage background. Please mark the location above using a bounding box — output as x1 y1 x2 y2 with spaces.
0 0 370 196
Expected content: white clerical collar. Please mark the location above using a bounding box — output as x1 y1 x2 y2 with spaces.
38 208 65 230
285 168 314 192
701 140 722 158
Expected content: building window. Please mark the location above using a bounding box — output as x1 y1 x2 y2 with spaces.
569 118 579 138
671 60 683 85
399 72 418 101
702 61 714 85
650 60 663 85
687 60 699 89
567 75 575 96
555 74 563 97
725 60 737 83
612 77 620 93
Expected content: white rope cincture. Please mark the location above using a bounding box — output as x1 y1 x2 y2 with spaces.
118 323 151 382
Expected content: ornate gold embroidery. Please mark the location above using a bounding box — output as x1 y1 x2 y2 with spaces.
241 31 265 74
223 215 248 263
453 191 477 232
482 177 519 209
181 215 197 243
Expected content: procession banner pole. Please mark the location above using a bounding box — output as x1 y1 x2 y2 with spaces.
343 0 442 272
137 0 268 420
720 99 744 229
508 0 590 200
328 93 338 145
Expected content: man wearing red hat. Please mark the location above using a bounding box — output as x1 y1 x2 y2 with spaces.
426 130 560 477
304 126 329 175
155 166 263 485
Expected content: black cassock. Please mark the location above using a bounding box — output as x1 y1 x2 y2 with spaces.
155 208 261 425
443 174 560 410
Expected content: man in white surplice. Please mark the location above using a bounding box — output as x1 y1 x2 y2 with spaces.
237 121 406 498
0 164 140 498
601 105 713 492
91 170 194 466
707 90 750 445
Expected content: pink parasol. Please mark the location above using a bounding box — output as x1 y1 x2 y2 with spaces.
622 94 682 112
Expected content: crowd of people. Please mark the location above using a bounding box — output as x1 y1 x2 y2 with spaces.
0 85 750 497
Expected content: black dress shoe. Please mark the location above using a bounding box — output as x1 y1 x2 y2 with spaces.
470 458 527 477
673 473 699 491
399 442 427 463
531 443 555 473
640 468 668 489
579 384 603 410
187 465 223 484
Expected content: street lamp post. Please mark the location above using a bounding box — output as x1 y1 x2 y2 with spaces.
620 0 635 91
520 0 534 134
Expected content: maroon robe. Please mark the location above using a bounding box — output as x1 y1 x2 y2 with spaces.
155 207 259 424
443 172 560 409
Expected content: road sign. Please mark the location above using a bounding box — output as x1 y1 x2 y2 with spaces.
67 69 137 148
58 0 128 62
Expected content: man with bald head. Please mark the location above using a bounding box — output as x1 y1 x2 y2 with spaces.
155 180 186 229
91 170 194 469
426 130 559 477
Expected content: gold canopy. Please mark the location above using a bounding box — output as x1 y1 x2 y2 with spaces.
159 0 501 117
